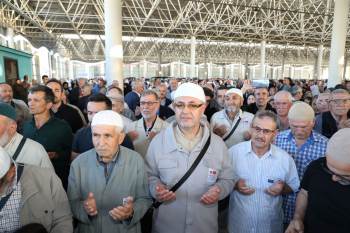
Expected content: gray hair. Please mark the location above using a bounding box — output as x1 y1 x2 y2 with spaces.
252 110 279 130
274 90 293 102
131 79 143 90
141 89 159 100
331 88 349 96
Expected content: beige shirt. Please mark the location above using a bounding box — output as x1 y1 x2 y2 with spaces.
5 133 53 169
127 116 168 157
174 124 203 152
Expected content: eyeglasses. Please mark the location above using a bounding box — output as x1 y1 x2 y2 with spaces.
173 102 203 110
329 99 350 105
140 101 158 106
322 162 350 185
251 126 276 135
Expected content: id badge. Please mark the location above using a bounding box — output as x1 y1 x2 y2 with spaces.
207 168 218 184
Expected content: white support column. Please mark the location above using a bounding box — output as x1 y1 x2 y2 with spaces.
281 48 286 78
130 64 133 77
343 50 348 80
6 28 15 48
68 60 74 80
208 62 212 79
290 66 294 79
85 64 90 79
327 0 350 87
190 36 196 78
170 62 174 77
143 60 147 78
183 64 187 77
239 63 243 79
55 55 60 79
105 0 123 87
19 39 25 51
38 48 50 79
157 52 162 76
48 51 53 79
138 63 141 78
316 44 324 79
230 64 234 79
260 40 266 79
245 49 249 79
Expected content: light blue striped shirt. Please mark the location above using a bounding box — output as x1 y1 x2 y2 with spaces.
228 141 299 233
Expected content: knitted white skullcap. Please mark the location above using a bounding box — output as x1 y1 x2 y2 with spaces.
225 88 243 98
0 146 11 179
326 128 350 165
173 82 206 103
288 101 315 121
91 110 124 129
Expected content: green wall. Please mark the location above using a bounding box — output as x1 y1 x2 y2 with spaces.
0 45 33 83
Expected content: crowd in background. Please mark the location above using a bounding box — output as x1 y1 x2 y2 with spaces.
0 73 349 233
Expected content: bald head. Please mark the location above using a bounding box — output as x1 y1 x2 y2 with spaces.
326 129 350 173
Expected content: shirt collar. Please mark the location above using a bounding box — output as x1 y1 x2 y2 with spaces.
224 109 242 122
30 114 54 128
164 121 211 154
246 140 274 159
286 129 317 143
96 147 120 165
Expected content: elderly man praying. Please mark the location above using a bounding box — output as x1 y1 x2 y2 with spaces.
68 110 151 233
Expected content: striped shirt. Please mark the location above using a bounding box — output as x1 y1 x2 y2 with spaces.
0 175 22 233
274 130 328 224
228 141 299 233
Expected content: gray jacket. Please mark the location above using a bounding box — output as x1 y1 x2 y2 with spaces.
20 165 73 233
68 147 152 233
145 123 236 233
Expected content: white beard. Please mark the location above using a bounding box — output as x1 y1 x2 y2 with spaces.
0 131 10 147
226 106 238 113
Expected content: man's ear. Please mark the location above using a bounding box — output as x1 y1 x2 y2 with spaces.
118 132 126 144
5 164 16 184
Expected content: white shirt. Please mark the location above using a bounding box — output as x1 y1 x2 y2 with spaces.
228 141 299 233
210 110 254 148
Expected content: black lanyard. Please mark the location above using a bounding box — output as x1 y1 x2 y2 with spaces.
143 118 157 136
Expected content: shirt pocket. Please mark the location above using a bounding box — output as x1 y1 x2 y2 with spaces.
27 196 54 230
202 159 221 186
158 159 179 186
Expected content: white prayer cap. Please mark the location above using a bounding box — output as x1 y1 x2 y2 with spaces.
225 88 243 98
91 110 124 129
288 101 315 121
173 82 206 103
0 146 11 179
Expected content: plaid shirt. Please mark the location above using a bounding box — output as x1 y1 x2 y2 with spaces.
274 130 328 224
0 173 22 233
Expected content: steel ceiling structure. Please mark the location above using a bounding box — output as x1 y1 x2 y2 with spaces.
0 0 346 64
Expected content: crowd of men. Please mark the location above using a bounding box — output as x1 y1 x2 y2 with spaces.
0 75 349 233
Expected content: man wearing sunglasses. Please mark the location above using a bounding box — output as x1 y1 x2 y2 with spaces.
145 82 235 233
286 128 350 233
